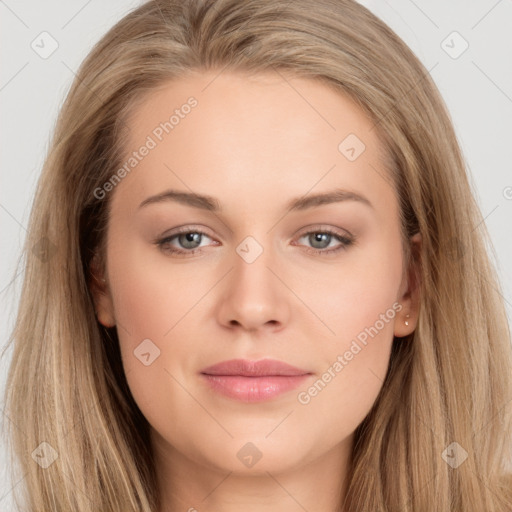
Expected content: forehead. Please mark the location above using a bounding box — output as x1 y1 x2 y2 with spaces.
112 69 394 216
124 68 379 150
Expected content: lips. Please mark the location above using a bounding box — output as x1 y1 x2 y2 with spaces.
201 358 310 377
200 358 312 402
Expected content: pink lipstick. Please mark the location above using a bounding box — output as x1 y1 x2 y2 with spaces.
200 358 312 402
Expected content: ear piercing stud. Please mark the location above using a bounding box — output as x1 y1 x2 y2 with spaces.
405 314 410 326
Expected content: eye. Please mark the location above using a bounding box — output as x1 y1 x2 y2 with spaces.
155 227 217 257
294 228 354 255
155 225 355 257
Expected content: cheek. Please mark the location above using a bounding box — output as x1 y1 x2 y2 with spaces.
293 236 403 420
107 253 199 435
105 238 218 416
301 235 403 345
107 237 214 341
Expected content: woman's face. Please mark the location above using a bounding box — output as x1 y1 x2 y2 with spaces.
94 70 419 479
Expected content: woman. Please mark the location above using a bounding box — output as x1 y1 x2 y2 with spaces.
3 0 512 510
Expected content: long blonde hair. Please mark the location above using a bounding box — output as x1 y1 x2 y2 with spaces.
3 0 511 510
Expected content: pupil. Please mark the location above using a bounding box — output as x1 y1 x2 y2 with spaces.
311 233 330 249
181 232 201 248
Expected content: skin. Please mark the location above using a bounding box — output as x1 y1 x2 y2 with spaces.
92 69 421 512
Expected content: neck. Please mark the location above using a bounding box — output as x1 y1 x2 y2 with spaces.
152 429 353 512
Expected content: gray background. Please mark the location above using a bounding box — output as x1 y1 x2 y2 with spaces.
1 0 511 509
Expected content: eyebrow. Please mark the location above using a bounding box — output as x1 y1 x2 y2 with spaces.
138 188 373 212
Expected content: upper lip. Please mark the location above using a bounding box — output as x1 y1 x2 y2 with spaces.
200 358 311 377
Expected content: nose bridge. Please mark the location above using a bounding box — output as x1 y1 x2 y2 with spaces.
216 232 290 330
231 233 277 298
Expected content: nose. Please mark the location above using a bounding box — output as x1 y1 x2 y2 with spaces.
215 242 291 333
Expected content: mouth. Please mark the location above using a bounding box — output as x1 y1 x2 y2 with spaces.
200 358 312 402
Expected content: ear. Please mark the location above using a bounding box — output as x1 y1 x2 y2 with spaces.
89 253 116 328
394 232 422 338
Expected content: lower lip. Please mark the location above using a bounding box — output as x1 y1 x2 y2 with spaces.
201 374 310 402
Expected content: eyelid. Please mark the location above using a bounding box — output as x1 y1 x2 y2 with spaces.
155 224 355 256
293 223 353 240
157 224 216 240
159 223 354 240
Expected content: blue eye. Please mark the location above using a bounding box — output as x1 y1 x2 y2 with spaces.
174 232 205 250
156 228 215 256
295 230 353 255
155 226 354 257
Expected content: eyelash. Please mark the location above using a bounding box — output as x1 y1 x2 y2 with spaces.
155 225 355 257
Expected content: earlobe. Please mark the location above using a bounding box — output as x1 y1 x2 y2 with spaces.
394 232 422 338
394 311 416 338
95 281 116 328
89 258 116 328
